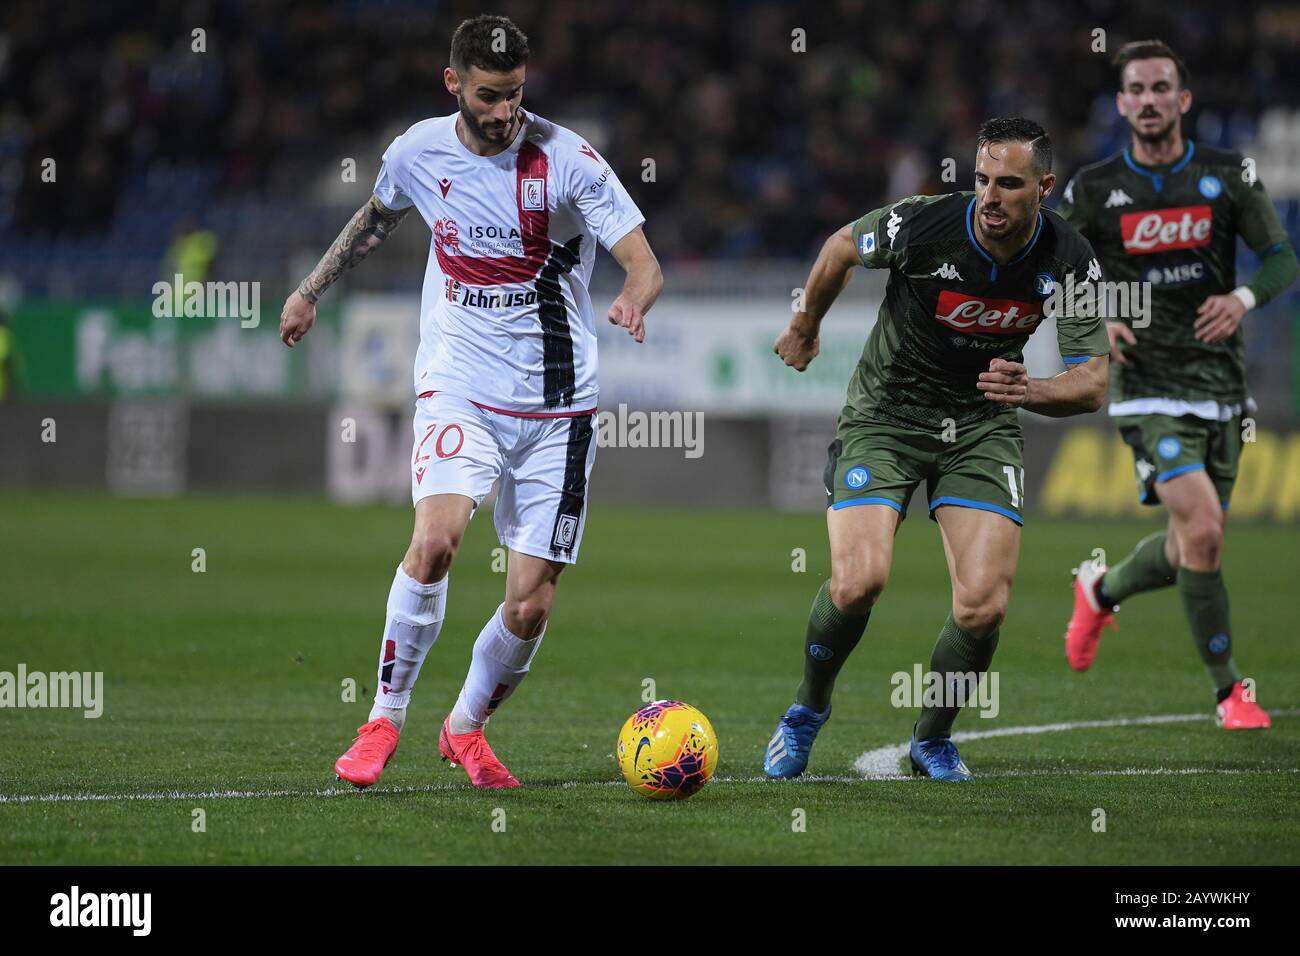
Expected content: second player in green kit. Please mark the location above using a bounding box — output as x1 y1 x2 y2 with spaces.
764 118 1110 781
1061 40 1297 729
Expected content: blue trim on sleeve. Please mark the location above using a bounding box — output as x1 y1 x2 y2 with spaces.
831 496 906 515
928 496 1024 525
1062 356 1091 365
1156 462 1206 483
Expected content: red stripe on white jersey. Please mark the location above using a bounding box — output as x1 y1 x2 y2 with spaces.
433 142 551 286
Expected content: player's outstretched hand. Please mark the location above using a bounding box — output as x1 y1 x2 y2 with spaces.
280 290 316 348
977 357 1029 406
1106 321 1137 365
774 323 819 371
1194 294 1246 344
607 295 646 343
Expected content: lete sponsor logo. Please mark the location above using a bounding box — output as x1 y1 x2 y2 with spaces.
935 290 1042 335
1120 205 1212 254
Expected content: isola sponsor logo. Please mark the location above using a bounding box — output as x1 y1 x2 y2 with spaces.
1198 175 1222 199
845 465 871 489
934 290 1042 335
1156 436 1182 460
1145 261 1205 288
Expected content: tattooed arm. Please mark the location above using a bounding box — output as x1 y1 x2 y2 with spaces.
279 195 411 347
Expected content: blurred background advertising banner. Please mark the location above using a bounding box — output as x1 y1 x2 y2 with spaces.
7 301 340 400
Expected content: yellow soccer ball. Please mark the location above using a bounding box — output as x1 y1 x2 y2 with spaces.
616 700 718 799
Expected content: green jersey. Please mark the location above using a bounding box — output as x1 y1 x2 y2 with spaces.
846 191 1109 431
1059 141 1291 408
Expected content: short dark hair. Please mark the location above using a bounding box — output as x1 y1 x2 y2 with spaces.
1113 39 1190 90
976 117 1052 176
450 15 530 76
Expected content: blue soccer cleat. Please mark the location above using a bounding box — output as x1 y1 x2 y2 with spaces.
909 731 975 782
763 703 830 779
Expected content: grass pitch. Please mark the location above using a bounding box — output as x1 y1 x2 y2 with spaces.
0 490 1296 865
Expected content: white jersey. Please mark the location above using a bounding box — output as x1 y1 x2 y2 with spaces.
373 110 644 415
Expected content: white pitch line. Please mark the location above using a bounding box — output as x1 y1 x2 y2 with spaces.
0 783 469 806
853 708 1300 780
1 710 1295 804
0 774 865 805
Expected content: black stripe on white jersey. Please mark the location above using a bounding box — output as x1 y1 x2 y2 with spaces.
536 235 584 409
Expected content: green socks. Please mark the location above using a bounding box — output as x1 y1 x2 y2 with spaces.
1101 531 1175 604
1177 568 1241 691
795 581 870 713
1103 534 1241 694
915 615 999 740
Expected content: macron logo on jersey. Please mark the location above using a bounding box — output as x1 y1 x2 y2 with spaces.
578 144 600 163
1103 189 1133 208
438 178 453 198
935 290 1042 335
1121 205 1213 254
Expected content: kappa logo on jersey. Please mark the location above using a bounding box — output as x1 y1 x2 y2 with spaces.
1121 205 1213 254
1104 189 1134 208
886 208 903 248
521 177 546 211
1085 258 1102 282
433 217 461 254
438 177 453 198
553 513 579 549
935 290 1042 335
1063 178 1075 205
931 263 963 281
578 144 600 163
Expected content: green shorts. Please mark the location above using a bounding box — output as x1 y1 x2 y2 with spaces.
1116 412 1243 507
824 411 1025 525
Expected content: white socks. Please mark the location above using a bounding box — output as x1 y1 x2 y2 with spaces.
449 603 545 733
368 564 448 732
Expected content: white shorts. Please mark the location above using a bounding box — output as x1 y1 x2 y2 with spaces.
410 392 598 564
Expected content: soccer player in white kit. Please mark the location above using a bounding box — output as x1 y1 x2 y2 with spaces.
278 15 662 789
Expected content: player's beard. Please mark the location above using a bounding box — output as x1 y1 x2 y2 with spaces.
977 201 1034 246
1130 110 1178 146
459 97 518 147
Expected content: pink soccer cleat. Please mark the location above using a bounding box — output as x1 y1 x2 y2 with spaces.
1216 682 1272 730
335 717 400 788
1065 558 1118 672
439 716 521 789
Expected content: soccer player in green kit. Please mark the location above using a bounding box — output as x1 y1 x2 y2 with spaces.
1060 41 1297 729
763 118 1110 781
